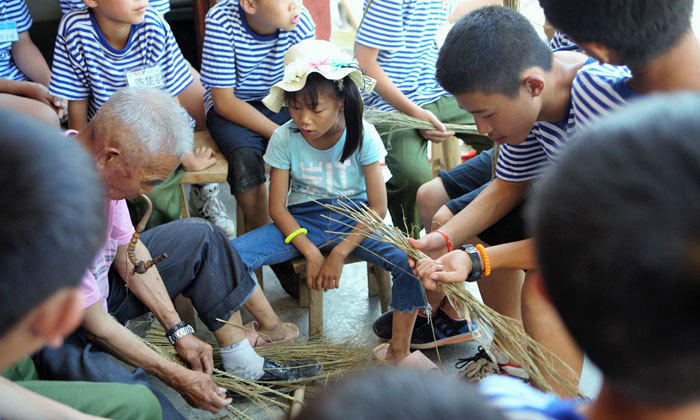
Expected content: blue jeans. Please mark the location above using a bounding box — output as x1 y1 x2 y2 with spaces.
232 199 427 312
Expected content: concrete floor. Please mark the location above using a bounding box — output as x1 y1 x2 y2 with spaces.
142 184 602 419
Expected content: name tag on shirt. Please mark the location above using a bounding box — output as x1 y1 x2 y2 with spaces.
0 21 19 43
125 65 165 88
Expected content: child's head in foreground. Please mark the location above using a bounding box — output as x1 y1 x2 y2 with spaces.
298 367 507 420
0 110 105 370
436 6 553 146
263 39 376 162
529 93 700 406
538 0 694 68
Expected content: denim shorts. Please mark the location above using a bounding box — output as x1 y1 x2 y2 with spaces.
231 199 428 312
206 102 291 194
439 149 527 245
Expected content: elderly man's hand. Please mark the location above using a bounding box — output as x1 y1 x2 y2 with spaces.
172 369 231 413
175 334 214 374
414 250 471 292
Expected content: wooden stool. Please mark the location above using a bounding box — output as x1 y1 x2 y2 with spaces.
292 255 392 336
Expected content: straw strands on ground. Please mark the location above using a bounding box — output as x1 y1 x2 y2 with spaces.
364 108 480 137
142 324 380 416
316 198 581 397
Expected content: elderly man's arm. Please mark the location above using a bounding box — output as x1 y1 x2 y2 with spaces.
113 241 215 374
80 301 231 413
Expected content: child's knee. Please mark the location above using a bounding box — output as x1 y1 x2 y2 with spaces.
432 205 454 230
416 178 445 208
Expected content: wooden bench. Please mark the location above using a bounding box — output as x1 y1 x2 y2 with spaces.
293 255 392 336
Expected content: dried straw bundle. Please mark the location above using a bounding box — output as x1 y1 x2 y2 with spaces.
363 108 480 137
317 198 580 397
142 324 380 414
503 0 519 10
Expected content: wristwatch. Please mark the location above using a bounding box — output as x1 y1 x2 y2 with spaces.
166 322 195 345
459 244 482 282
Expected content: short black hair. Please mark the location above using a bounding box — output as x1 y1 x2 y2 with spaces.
539 0 693 69
0 110 105 328
436 6 552 97
298 367 507 420
528 93 700 405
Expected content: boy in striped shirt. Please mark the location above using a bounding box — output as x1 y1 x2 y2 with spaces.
49 0 235 236
199 0 315 240
354 0 494 239
404 6 621 389
0 0 66 126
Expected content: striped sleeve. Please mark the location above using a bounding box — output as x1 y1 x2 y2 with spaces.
200 5 237 89
155 14 193 96
355 0 405 51
49 13 91 100
495 135 550 182
5 0 31 32
571 61 634 128
293 6 316 42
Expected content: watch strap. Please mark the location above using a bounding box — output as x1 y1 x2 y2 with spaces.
460 244 483 282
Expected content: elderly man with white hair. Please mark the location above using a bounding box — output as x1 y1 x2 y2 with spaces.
32 87 321 419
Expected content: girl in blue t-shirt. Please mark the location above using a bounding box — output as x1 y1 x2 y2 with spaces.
233 40 428 362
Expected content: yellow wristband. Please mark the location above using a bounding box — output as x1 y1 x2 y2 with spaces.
284 228 308 244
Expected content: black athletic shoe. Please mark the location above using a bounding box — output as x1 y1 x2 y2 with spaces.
257 358 323 382
372 310 429 339
409 308 480 350
270 261 300 298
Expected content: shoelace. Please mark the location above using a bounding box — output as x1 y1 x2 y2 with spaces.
200 194 227 221
455 346 500 382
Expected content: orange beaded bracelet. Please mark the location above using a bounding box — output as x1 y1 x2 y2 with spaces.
475 244 491 277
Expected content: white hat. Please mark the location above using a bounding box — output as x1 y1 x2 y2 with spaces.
263 39 376 113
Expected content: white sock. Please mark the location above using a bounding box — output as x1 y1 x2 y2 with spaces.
220 339 265 380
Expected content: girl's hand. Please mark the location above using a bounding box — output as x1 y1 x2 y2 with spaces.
305 251 325 291
318 252 345 291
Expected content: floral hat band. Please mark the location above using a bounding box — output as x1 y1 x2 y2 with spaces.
263 39 377 113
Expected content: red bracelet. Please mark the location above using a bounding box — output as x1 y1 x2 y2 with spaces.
432 230 453 252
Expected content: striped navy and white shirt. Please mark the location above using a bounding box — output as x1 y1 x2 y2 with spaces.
59 0 171 15
0 0 32 81
571 58 637 128
49 7 193 119
199 0 315 113
354 0 454 112
548 30 577 51
496 58 634 182
479 376 588 420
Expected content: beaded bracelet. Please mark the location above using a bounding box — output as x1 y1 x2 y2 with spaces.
433 230 453 252
475 244 491 277
285 227 308 244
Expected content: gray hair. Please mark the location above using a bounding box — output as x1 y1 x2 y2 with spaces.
93 87 194 158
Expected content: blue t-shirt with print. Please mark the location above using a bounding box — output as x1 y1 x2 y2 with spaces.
264 119 386 206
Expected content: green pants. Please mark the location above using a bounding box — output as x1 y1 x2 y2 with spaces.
3 357 162 420
375 96 491 237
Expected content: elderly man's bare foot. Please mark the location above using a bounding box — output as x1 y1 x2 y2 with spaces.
182 146 216 171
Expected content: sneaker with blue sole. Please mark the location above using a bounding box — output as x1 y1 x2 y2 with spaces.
409 308 480 350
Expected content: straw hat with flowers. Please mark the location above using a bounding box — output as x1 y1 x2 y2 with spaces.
263 39 376 113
